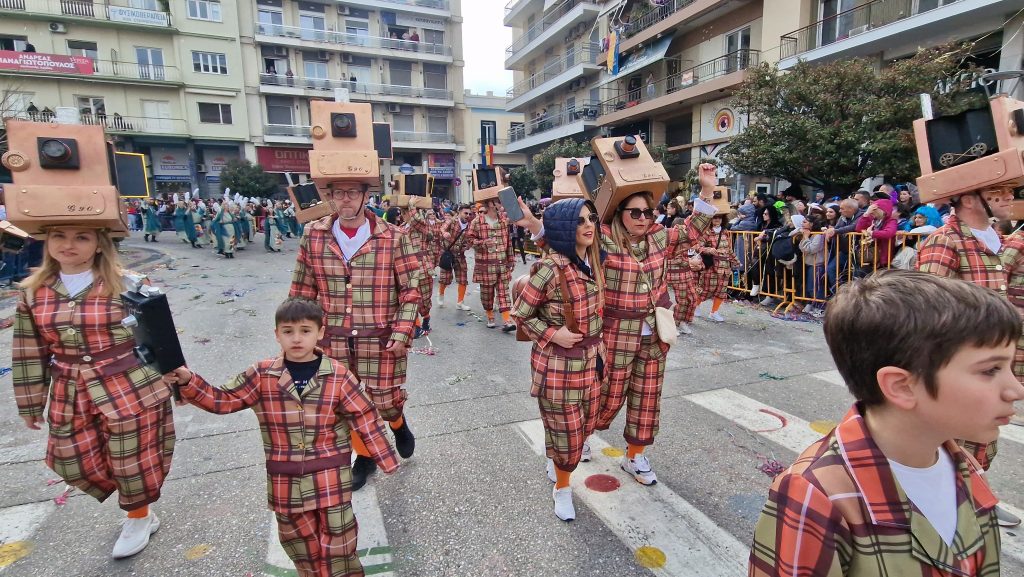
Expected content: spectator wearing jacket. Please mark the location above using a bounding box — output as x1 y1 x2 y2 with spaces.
855 198 898 268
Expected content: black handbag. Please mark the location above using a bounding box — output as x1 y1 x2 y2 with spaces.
700 229 724 269
439 225 465 272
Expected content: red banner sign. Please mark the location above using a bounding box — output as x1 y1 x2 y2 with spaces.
0 50 95 75
256 146 312 173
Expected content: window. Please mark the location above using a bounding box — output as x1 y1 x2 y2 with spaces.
299 13 326 42
67 40 98 61
0 35 28 52
129 0 159 10
427 110 447 134
388 60 412 86
392 112 414 132
725 26 751 72
265 96 293 125
257 9 283 35
423 63 446 91
346 19 369 45
187 0 222 21
480 121 496 145
423 29 444 45
135 47 165 80
198 102 232 124
303 60 328 80
76 96 106 124
6 91 34 116
192 51 228 74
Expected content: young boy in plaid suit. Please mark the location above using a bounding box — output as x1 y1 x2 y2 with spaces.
164 297 398 577
749 270 1023 577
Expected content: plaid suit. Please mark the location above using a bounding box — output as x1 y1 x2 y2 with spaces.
917 215 1004 470
596 214 711 445
407 211 439 317
466 214 515 313
667 256 701 325
180 355 397 577
438 217 471 288
512 254 605 472
749 404 1001 577
289 210 422 422
698 226 741 300
12 277 175 509
999 233 1024 384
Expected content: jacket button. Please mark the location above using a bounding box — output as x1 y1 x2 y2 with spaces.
996 265 1003 271
1001 284 1007 291
296 442 305 449
82 355 93 362
67 301 76 308
346 307 352 313
351 330 358 336
639 283 648 292
65 328 76 336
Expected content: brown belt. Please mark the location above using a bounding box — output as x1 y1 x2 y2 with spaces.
550 335 603 359
51 340 137 365
324 326 392 338
603 307 650 320
265 453 347 476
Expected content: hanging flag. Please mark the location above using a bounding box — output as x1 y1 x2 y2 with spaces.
485 144 494 167
607 30 620 75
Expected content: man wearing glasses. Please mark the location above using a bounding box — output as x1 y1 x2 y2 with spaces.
467 199 517 331
289 182 423 490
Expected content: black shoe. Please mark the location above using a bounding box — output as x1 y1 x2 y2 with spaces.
143 234 150 242
351 455 377 491
414 326 425 339
392 419 415 459
190 240 199 248
421 317 431 333
501 323 517 333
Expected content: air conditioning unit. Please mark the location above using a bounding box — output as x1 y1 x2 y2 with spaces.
316 50 330 61
338 4 349 15
847 24 870 37
49 22 67 33
272 46 288 57
387 104 402 113
196 164 208 173
342 53 354 63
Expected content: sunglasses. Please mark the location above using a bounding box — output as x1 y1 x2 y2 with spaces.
624 208 654 220
577 213 599 226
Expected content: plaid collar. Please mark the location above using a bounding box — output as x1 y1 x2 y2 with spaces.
310 209 385 237
948 215 1001 255
264 350 334 400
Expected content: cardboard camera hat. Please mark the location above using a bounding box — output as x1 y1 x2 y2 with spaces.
550 157 589 202
576 135 670 224
472 166 508 203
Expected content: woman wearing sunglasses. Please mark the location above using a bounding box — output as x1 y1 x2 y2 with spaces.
511 198 605 521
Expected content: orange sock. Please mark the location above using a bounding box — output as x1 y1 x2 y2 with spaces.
439 284 447 297
555 467 572 489
486 310 495 320
457 284 467 302
389 415 405 431
350 430 371 457
501 311 511 324
627 443 644 459
712 298 724 313
127 504 149 519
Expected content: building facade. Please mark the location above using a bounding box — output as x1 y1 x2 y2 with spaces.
460 90 527 203
0 0 252 197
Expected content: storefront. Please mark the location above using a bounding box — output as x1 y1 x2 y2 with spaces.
256 145 312 199
199 145 241 198
148 146 194 197
427 153 456 201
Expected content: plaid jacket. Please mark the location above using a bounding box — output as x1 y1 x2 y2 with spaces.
290 210 422 348
407 209 442 269
749 404 1000 577
12 277 170 425
466 213 514 284
180 354 399 514
511 254 605 400
998 233 1024 383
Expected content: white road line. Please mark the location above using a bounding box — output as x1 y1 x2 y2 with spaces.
264 481 393 577
516 419 748 577
0 501 55 572
810 370 845 387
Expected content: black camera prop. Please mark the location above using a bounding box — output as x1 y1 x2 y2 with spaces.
1 221 29 253
120 277 186 400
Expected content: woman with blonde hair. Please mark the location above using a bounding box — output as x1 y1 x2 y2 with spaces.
13 225 175 559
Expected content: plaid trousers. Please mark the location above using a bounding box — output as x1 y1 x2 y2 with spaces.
344 337 407 422
276 503 361 577
417 271 433 317
439 257 469 287
479 269 513 313
47 382 175 510
538 372 601 473
596 333 668 446
669 269 700 324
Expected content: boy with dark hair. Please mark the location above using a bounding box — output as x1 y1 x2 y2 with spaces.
749 270 1023 577
163 297 398 577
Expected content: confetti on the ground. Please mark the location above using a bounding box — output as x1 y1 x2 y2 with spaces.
725 428 787 479
758 372 786 381
193 337 211 345
0 317 13 330
0 368 10 378
216 298 235 304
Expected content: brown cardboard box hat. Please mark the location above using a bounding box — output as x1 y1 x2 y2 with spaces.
551 157 588 202
393 173 434 210
913 95 1024 204
2 120 128 238
576 135 670 223
710 186 732 215
472 166 507 203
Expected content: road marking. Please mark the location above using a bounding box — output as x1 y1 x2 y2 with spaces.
516 419 748 577
264 481 393 577
810 370 845 387
0 502 54 571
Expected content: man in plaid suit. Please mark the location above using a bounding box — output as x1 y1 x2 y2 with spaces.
438 205 474 310
466 199 516 331
917 184 1020 527
407 208 439 336
750 271 1020 577
289 180 422 491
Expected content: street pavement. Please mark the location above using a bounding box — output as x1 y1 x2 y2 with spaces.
0 234 1022 577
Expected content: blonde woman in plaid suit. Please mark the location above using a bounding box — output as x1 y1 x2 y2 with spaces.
512 198 605 521
12 226 175 559
467 199 517 331
289 181 422 491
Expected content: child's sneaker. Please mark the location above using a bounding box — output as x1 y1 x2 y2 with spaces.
392 419 415 459
552 486 575 521
437 295 445 308
351 455 377 491
112 511 160 559
621 454 657 485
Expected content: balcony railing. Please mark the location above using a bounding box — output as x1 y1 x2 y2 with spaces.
258 73 452 100
621 0 698 39
372 0 448 9
8 111 187 134
780 0 964 60
0 0 172 27
265 124 311 137
506 0 592 58
0 55 181 82
595 50 759 117
255 23 452 57
506 44 601 100
508 100 601 143
393 131 455 144
478 138 511 145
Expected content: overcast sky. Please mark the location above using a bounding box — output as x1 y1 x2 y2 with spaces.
462 2 514 96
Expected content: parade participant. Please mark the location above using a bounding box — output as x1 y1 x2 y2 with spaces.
173 200 200 248
214 201 237 259
276 201 292 239
407 207 440 337
285 201 302 237
667 221 703 336
749 271 1021 577
263 201 282 253
512 198 604 521
13 226 175 558
438 204 474 310
466 198 516 331
693 211 740 324
289 180 421 491
190 199 206 248
231 204 248 251
162 297 398 577
142 199 161 242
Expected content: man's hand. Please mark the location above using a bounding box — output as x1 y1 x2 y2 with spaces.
386 340 408 357
698 163 718 196
550 326 584 349
21 415 43 430
824 227 836 239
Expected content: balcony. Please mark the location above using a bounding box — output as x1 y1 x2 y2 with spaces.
505 44 602 111
477 138 517 155
505 0 601 69
6 111 187 135
779 0 1017 67
0 0 173 28
258 74 454 106
393 131 458 150
612 0 737 55
507 101 601 153
504 0 543 26
0 53 182 86
255 23 454 64
596 50 758 126
340 0 450 18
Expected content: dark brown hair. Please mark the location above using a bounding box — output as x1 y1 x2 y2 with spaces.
824 270 1020 405
275 297 324 328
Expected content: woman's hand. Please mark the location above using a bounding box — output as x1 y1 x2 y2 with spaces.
698 163 717 197
550 326 584 349
512 197 542 235
162 367 192 386
688 255 704 270
21 415 44 430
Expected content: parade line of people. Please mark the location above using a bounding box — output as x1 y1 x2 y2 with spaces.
9 166 1024 577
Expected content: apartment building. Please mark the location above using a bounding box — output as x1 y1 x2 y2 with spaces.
240 0 467 200
458 90 527 203
502 0 605 157
0 0 251 197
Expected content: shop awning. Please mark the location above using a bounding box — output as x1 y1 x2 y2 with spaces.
599 34 675 86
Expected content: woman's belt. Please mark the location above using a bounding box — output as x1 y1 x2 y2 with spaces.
602 307 650 320
549 335 603 359
51 340 137 365
325 326 392 339
265 454 346 475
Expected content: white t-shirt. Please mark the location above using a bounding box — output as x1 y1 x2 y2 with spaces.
970 226 1002 255
60 269 95 298
332 218 372 263
888 447 958 545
